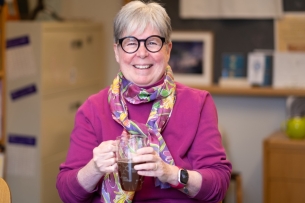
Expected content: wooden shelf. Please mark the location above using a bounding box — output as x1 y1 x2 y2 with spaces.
190 85 305 97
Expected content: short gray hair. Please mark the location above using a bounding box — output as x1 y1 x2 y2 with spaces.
113 1 172 43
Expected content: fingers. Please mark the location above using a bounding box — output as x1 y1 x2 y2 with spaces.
92 143 162 176
93 151 116 166
133 149 172 183
132 147 158 163
94 160 117 172
134 161 164 179
136 161 173 184
133 161 158 171
97 140 117 153
153 162 158 171
133 149 162 176
136 146 155 155
92 140 118 174
93 149 116 160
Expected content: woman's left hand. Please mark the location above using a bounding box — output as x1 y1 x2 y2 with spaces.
132 146 175 183
132 146 202 197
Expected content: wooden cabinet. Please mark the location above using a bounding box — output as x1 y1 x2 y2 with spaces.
263 131 305 203
5 22 103 203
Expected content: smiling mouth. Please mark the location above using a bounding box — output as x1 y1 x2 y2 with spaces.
134 65 152 69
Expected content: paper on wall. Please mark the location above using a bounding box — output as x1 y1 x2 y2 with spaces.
273 52 305 88
6 134 37 177
6 36 37 81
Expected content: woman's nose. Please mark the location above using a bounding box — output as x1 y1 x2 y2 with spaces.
136 42 148 58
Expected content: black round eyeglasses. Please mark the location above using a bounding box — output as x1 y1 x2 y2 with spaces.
118 35 165 54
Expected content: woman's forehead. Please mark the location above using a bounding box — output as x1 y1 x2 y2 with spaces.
123 25 160 37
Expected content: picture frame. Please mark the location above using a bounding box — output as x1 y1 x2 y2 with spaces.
169 31 213 86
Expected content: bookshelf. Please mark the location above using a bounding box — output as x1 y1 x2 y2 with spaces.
191 85 305 97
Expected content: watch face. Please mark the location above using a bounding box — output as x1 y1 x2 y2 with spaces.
179 169 189 185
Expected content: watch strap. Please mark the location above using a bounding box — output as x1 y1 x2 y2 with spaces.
183 186 190 195
170 181 184 189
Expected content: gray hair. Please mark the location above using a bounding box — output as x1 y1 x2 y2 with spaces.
113 1 172 43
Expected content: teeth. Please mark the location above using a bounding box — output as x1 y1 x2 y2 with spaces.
134 65 150 69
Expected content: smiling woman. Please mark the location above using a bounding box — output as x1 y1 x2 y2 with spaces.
56 1 231 203
113 24 171 87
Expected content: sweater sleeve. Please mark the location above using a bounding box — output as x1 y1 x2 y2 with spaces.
56 97 100 203
189 91 232 202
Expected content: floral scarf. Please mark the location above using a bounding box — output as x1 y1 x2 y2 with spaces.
101 66 176 203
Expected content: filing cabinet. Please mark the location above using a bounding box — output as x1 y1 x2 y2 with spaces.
5 22 104 203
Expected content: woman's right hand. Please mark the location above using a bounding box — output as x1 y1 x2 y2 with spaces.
77 140 118 192
92 140 118 174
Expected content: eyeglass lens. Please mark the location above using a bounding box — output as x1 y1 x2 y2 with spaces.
121 36 164 53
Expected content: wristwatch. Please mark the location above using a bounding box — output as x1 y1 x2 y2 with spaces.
170 167 189 191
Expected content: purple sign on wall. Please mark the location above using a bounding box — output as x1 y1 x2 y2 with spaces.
11 84 37 100
6 35 30 48
8 134 36 146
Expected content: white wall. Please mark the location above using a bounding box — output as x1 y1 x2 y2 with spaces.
214 95 286 203
26 1 289 203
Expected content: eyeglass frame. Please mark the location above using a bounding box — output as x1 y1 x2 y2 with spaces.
117 35 166 54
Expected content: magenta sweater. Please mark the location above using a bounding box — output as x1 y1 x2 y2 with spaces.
56 82 232 203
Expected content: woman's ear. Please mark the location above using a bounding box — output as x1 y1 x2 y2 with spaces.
167 42 172 53
113 43 120 63
166 42 172 61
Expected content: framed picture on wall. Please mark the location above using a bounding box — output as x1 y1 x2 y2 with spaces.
169 31 213 86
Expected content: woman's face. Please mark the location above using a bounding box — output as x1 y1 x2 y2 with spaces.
114 26 172 87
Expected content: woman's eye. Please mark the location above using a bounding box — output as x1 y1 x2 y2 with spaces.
147 41 157 45
126 42 137 46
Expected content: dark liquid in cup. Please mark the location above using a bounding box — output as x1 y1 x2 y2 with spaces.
118 161 144 191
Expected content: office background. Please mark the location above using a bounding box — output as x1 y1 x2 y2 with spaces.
10 0 305 202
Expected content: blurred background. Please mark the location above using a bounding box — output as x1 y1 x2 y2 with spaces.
0 0 305 203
